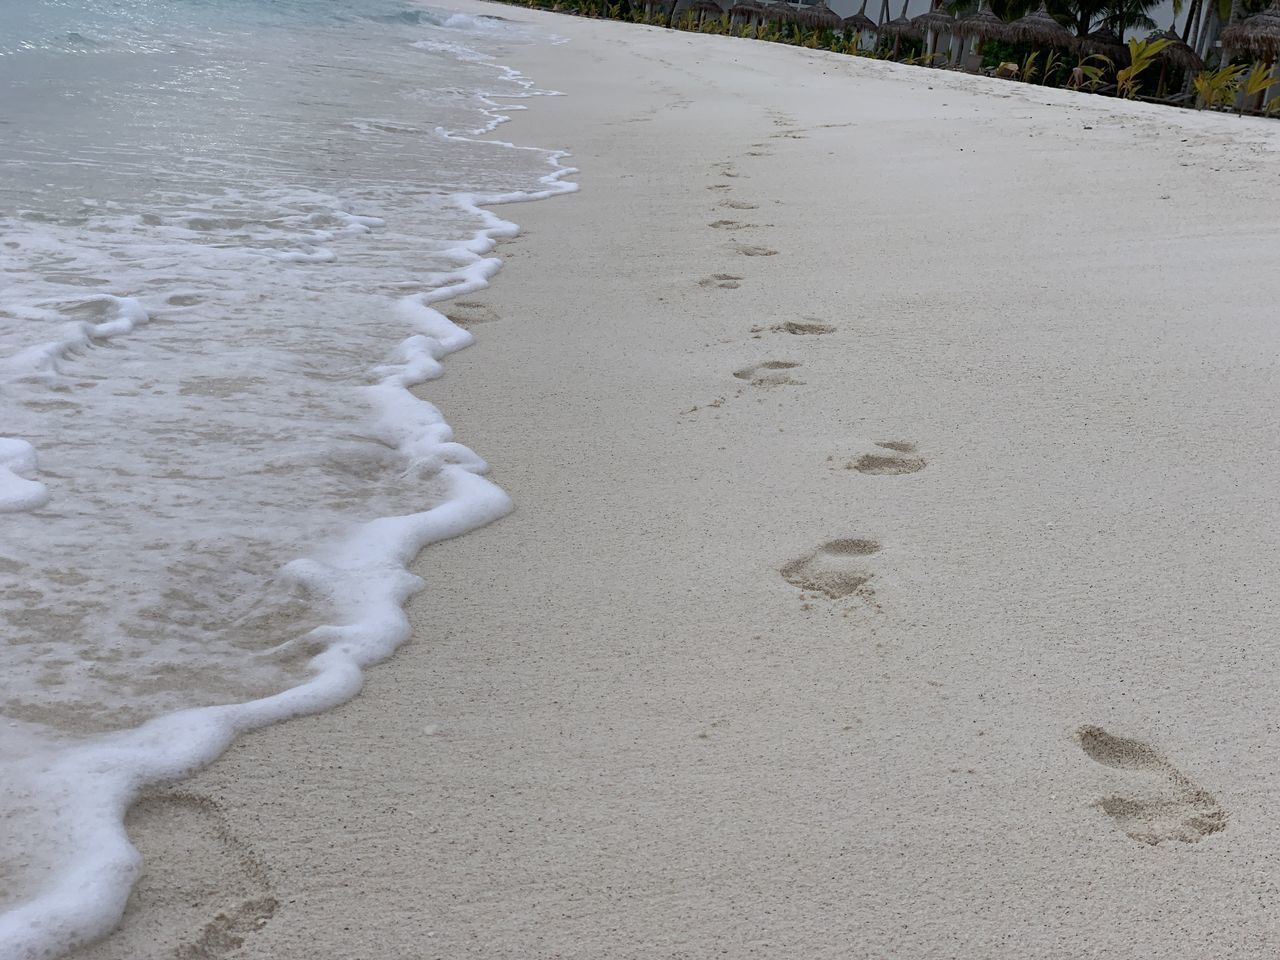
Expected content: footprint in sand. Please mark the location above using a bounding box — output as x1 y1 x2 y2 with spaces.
736 244 778 257
775 320 834 336
446 299 499 328
699 273 743 290
1077 725 1228 845
709 220 746 230
733 360 801 386
848 441 926 476
78 791 278 959
722 200 759 210
781 538 880 599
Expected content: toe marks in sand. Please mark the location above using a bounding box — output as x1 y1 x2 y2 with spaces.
733 360 801 387
848 441 926 476
1078 726 1227 845
748 319 836 340
699 273 743 290
736 244 778 258
781 538 880 600
776 320 834 336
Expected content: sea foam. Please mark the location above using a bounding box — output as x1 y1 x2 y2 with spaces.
0 3 575 957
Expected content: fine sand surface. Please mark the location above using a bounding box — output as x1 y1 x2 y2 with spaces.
76 7 1280 959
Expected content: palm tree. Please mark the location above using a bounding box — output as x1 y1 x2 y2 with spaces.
1099 0 1160 33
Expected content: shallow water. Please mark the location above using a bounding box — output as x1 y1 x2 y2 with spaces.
0 2 571 955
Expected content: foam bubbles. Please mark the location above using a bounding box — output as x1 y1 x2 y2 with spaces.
0 7 576 958
0 439 48 512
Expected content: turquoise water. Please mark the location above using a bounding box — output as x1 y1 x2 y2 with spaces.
0 3 572 956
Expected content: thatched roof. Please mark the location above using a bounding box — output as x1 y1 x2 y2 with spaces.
1220 2 1280 58
843 0 877 31
877 0 916 37
1080 25 1129 63
1151 27 1204 71
953 3 1011 40
880 14 921 35
729 0 768 14
762 0 799 22
913 6 956 32
796 1 843 28
684 0 726 15
1006 5 1077 46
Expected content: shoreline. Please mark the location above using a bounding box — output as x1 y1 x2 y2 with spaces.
76 5 1280 958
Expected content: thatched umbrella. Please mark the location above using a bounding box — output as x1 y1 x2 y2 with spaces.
878 0 920 57
953 1 1012 43
729 0 768 26
1006 4 1077 47
912 1 955 61
1151 26 1204 71
844 0 878 33
880 0 921 38
1080 24 1129 64
796 1 843 29
763 0 798 24
913 3 955 34
1220 2 1280 59
682 0 726 22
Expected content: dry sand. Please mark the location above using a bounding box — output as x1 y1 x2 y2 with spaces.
76 6 1280 958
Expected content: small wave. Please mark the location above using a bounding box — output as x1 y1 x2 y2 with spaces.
0 7 577 959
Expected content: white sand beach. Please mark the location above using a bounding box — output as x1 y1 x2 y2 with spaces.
76 6 1280 958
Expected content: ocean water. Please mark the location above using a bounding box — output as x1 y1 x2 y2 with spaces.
0 2 573 956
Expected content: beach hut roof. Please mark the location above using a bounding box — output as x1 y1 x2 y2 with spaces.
912 7 956 32
953 4 1011 40
684 0 726 14
844 0 878 31
880 15 921 36
729 0 768 13
796 1 843 28
1220 2 1280 58
1080 25 1129 63
844 11 878 30
763 0 799 22
1151 27 1205 71
1006 4 1077 47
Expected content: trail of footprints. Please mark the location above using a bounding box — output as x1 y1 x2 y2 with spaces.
698 154 1226 848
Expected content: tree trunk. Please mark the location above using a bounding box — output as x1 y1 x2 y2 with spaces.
1182 0 1201 41
1220 0 1244 63
1194 3 1216 59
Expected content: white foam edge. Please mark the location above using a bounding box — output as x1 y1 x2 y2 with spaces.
0 49 579 960
0 295 148 515
0 438 49 512
1 295 148 381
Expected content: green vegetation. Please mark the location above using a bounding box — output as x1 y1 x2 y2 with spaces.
1192 63 1247 109
1115 36 1169 98
511 0 1279 113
